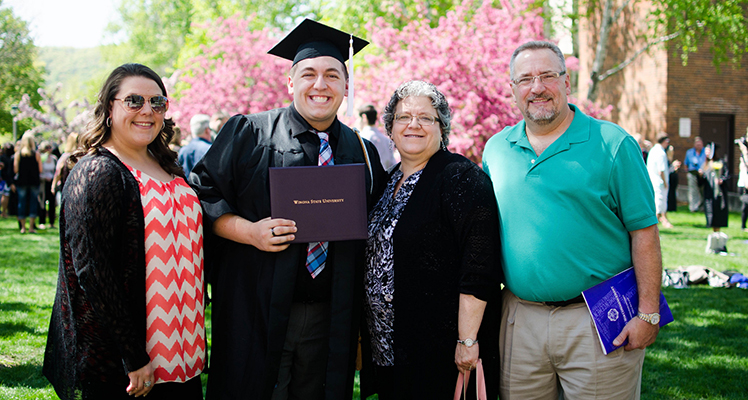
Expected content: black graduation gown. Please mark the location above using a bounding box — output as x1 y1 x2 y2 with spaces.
191 105 386 400
703 159 730 228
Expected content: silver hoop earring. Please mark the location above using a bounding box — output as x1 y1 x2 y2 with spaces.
106 117 112 127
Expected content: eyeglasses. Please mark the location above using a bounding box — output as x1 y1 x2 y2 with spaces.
394 114 440 126
511 71 566 88
114 95 169 114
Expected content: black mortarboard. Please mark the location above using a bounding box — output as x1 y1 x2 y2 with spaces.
268 19 369 66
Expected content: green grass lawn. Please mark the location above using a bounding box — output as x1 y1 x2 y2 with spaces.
1 207 747 399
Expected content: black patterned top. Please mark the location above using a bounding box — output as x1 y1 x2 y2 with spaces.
364 168 423 366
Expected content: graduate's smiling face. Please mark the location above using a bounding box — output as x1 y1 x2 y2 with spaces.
288 56 348 131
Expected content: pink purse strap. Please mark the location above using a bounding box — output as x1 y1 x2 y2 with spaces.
453 359 487 400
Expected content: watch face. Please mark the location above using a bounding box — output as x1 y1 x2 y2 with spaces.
651 314 660 325
465 339 475 347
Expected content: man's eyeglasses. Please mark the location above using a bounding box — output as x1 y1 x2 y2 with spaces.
114 95 169 114
394 114 440 126
511 71 566 88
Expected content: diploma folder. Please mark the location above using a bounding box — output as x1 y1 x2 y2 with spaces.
269 164 367 243
582 267 674 355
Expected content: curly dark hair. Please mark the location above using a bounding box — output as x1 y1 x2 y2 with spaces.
71 63 183 177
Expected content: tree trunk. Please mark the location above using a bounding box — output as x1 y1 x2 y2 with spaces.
586 0 614 102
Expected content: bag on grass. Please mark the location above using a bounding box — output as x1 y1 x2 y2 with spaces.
729 273 748 289
705 232 728 254
662 269 688 288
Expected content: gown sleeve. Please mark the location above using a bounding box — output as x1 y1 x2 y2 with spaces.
190 115 255 231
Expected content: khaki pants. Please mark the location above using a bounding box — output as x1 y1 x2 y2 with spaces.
500 290 645 400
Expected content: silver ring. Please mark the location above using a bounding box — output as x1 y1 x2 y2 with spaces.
144 380 152 388
271 227 276 237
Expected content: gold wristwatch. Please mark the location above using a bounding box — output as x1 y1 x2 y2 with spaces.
637 311 660 325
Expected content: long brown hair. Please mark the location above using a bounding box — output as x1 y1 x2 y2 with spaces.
71 63 183 177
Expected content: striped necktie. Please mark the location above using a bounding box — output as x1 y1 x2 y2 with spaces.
306 130 333 278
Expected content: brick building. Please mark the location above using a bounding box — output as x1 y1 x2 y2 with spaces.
575 1 748 192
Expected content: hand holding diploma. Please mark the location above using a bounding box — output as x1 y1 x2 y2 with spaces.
214 214 297 252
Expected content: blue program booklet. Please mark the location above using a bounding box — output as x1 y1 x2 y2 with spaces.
582 267 674 355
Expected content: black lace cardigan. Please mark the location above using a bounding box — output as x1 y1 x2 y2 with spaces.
360 150 504 399
43 148 151 399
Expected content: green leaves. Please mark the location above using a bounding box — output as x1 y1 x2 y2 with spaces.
652 0 748 68
0 1 45 140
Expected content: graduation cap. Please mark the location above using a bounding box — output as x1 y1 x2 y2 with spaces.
268 19 369 116
268 19 368 65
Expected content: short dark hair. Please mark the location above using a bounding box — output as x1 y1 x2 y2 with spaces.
289 58 349 81
72 63 182 177
510 41 566 80
358 104 378 125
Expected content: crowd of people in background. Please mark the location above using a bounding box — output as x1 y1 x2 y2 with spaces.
0 19 745 400
630 129 747 240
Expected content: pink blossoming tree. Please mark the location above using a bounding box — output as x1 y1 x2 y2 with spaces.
170 16 289 136
15 84 92 142
353 0 611 162
170 1 611 161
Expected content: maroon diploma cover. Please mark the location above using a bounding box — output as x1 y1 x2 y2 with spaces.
269 164 368 243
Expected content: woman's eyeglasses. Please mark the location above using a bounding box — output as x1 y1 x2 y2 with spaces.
394 114 440 126
114 95 169 114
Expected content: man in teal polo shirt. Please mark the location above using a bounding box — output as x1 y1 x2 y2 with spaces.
483 41 663 399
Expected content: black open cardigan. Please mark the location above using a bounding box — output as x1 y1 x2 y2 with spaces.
44 148 151 399
361 150 503 399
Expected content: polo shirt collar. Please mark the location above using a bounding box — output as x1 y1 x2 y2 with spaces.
506 103 590 151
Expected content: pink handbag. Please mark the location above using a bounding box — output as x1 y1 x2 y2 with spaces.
453 358 487 400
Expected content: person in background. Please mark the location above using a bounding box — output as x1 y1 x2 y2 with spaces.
737 129 748 232
178 114 212 175
360 80 501 399
44 63 206 400
210 111 230 139
0 158 5 217
483 40 662 399
647 133 673 228
685 136 706 212
169 125 183 153
358 104 397 170
702 143 730 233
0 142 14 218
38 140 59 229
666 144 681 212
51 133 79 199
14 132 42 234
190 19 386 400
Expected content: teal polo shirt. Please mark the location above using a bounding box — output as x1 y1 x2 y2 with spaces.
482 104 657 302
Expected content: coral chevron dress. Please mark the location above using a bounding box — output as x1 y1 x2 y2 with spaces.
127 165 206 384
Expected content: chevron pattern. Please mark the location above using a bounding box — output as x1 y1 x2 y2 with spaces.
129 168 206 383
